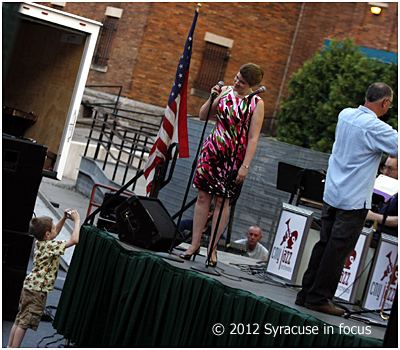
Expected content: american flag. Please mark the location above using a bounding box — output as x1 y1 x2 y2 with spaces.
144 6 199 195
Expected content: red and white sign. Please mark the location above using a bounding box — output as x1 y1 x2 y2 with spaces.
335 233 368 302
267 204 312 282
363 235 398 314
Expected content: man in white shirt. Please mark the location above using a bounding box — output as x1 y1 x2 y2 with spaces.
296 82 398 317
235 225 269 261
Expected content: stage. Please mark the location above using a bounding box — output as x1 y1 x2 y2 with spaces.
52 225 388 347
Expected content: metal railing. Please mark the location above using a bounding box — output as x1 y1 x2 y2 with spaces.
77 103 163 190
85 85 122 113
86 183 133 218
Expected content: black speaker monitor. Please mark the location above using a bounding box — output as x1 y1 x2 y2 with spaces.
3 135 47 232
97 192 131 233
3 229 34 321
115 195 183 251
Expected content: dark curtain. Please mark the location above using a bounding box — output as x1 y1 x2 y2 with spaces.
53 225 382 347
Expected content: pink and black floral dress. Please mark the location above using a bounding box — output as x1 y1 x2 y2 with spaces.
193 86 261 198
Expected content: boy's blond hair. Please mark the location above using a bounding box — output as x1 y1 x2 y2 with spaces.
29 216 53 241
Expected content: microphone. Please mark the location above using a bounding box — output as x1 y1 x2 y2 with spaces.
245 86 266 99
211 81 224 99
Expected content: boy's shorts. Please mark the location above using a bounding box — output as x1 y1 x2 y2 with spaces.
15 288 47 331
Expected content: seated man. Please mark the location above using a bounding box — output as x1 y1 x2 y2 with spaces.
235 225 269 261
367 193 398 238
179 204 214 241
366 156 398 239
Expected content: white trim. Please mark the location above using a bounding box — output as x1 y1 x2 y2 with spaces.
105 6 123 18
204 32 233 48
50 2 66 8
18 2 101 179
19 2 102 33
367 2 389 8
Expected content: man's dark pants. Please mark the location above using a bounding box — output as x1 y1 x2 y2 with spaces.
297 202 368 305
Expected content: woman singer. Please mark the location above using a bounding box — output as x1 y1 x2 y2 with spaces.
179 63 265 267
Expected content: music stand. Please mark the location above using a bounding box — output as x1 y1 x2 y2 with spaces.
276 162 325 207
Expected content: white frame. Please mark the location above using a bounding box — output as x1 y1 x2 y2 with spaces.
18 3 101 179
266 203 313 283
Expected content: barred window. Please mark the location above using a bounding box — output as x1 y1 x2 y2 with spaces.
93 18 118 66
194 43 230 91
192 33 233 99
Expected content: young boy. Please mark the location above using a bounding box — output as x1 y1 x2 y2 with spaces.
7 209 80 348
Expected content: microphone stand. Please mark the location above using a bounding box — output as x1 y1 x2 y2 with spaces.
156 91 219 263
192 96 252 276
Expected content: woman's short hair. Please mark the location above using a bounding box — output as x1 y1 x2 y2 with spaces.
239 63 264 87
29 216 53 241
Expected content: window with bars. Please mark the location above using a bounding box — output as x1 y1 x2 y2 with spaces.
193 42 231 98
93 18 118 66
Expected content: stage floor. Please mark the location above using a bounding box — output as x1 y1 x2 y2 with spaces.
115 240 388 342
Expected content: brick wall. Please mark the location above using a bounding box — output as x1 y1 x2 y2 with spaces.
38 2 152 94
127 2 301 135
288 2 398 81
37 2 397 134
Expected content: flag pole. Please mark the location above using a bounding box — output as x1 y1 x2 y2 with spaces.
153 3 201 262
144 2 199 193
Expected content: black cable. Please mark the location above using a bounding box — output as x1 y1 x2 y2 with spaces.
213 263 284 285
213 267 242 281
36 306 69 348
37 331 59 347
45 336 65 348
227 262 290 288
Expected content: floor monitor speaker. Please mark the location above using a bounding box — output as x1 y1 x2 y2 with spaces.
3 135 47 232
3 268 28 321
115 195 183 251
3 229 34 320
3 229 34 270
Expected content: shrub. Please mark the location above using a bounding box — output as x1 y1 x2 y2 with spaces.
276 38 398 153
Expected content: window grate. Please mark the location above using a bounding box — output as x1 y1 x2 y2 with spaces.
93 18 118 66
194 42 230 92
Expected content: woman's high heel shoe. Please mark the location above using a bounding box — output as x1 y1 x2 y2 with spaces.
179 246 201 261
208 251 218 268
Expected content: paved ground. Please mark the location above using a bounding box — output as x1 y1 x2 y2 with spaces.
39 176 93 225
2 177 92 348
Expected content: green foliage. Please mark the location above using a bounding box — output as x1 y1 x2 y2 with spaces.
276 38 398 153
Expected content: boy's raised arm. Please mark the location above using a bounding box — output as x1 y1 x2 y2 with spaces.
65 210 81 248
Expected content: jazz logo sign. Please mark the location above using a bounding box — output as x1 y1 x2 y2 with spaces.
363 240 398 313
267 209 309 281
